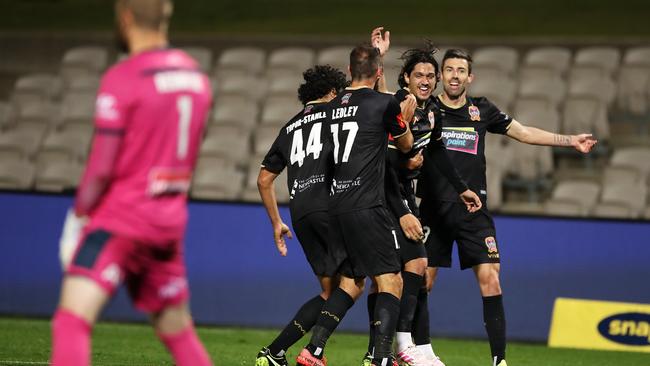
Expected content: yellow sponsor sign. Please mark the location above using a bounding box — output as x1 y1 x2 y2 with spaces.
548 297 650 353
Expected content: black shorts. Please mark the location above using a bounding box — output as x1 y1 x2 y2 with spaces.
393 218 427 265
292 211 342 277
420 200 500 270
330 206 401 278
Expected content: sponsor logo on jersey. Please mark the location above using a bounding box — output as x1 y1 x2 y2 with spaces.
291 174 326 200
469 105 481 121
485 236 499 258
96 93 120 121
598 313 650 346
159 277 187 299
341 93 352 105
441 127 479 155
100 263 121 287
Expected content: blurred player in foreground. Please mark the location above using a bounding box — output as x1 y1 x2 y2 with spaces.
51 1 213 365
255 65 348 366
418 49 597 366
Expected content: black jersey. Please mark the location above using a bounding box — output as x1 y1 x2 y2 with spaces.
417 96 512 204
387 88 438 181
262 102 332 220
327 87 408 215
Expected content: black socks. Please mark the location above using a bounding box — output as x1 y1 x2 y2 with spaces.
307 288 355 358
483 294 506 364
268 294 325 357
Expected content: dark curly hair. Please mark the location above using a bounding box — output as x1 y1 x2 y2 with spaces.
397 41 440 89
297 65 348 105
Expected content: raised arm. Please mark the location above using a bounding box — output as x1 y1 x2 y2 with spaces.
371 26 391 94
506 119 597 153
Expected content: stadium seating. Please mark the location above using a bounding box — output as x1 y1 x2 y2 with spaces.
0 42 648 221
210 94 259 129
214 47 266 78
317 46 354 72
574 47 621 77
260 96 302 126
182 47 213 72
523 46 572 77
267 47 315 76
549 180 601 215
473 46 519 78
0 157 35 190
34 160 83 192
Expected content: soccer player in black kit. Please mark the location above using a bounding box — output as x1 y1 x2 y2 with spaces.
256 65 348 366
296 44 416 366
364 28 482 366
418 49 597 366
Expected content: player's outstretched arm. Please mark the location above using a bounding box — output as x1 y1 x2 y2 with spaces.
506 119 598 153
257 168 292 256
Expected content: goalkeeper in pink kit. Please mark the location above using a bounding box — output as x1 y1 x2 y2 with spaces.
51 1 213 365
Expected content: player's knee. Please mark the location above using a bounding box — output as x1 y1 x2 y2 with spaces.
478 271 502 296
404 258 427 275
152 303 191 334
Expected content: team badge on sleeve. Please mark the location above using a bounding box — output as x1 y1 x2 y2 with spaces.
469 105 481 121
428 111 436 128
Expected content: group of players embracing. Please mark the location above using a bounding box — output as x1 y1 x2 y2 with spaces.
47 1 597 364
255 27 597 366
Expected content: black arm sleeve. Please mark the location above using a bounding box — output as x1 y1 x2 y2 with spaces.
423 139 469 194
384 157 411 218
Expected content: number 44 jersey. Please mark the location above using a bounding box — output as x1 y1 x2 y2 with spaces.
326 87 407 215
262 101 333 221
80 48 212 242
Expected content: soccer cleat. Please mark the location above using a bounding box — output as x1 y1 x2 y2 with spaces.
396 345 429 366
296 348 327 366
496 361 507 366
369 357 398 366
430 356 446 366
255 347 288 366
361 352 373 366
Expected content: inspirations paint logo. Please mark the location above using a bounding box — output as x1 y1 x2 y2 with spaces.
441 127 479 155
597 312 650 346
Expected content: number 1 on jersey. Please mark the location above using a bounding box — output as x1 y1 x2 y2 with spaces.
290 122 323 167
331 121 358 164
176 95 192 160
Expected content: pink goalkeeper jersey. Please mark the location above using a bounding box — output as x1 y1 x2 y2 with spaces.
75 48 212 242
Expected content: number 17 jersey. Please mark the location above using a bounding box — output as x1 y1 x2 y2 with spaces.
327 87 407 215
262 102 333 221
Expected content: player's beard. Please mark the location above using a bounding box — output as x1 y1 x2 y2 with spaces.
444 83 465 100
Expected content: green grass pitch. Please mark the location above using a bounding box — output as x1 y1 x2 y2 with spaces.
0 317 648 365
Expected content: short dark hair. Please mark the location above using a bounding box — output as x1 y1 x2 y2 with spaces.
297 65 348 105
117 0 173 31
398 42 440 88
349 44 381 81
442 48 473 74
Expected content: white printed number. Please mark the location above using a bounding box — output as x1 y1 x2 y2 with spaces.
290 123 323 167
176 95 193 160
331 121 358 164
